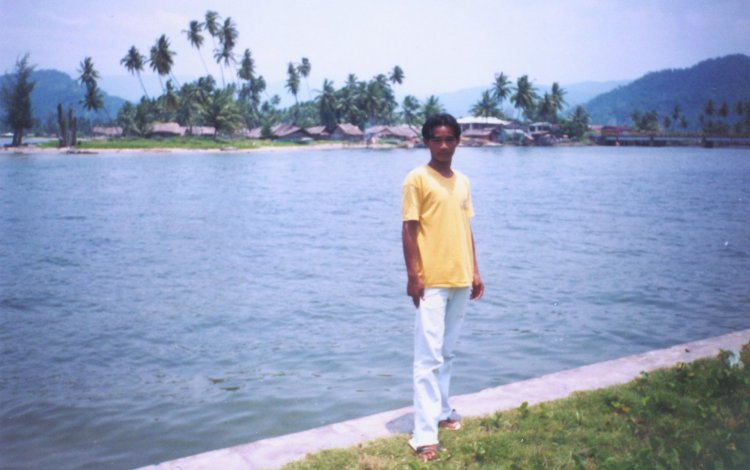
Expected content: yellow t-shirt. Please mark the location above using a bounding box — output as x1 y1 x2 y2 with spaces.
402 165 475 287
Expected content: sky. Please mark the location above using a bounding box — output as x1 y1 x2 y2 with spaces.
1 0 749 101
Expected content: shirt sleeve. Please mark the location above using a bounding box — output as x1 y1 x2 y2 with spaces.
402 176 421 222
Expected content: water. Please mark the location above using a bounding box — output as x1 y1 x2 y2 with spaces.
1 146 749 469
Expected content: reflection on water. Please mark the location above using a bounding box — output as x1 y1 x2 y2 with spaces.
1 146 749 469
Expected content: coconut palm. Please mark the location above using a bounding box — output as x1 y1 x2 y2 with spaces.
511 75 538 121
78 57 100 89
120 46 149 98
421 95 445 120
285 62 301 122
214 17 238 87
78 57 108 120
364 74 396 125
149 34 177 92
184 20 210 77
550 82 567 115
204 10 221 47
298 57 311 100
389 65 405 85
492 72 512 106
196 87 243 139
238 49 255 82
338 74 364 126
471 90 501 118
317 78 338 131
402 95 421 127
537 92 556 122
286 62 300 106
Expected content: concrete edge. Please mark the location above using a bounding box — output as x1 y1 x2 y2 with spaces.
140 329 750 470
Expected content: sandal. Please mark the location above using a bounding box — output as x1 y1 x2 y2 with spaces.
415 444 443 462
438 417 461 430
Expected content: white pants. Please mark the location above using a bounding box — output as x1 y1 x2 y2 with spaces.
410 287 470 448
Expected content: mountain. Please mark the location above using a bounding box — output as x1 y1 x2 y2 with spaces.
584 54 750 128
0 69 127 132
434 80 630 118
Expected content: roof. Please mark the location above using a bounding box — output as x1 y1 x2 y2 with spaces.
272 123 311 138
92 126 123 137
462 128 493 138
364 124 420 139
151 122 185 136
457 116 511 126
305 126 329 137
333 123 363 136
189 126 216 136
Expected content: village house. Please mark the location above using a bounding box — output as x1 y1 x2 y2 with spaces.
186 126 216 137
364 124 421 145
329 123 363 142
305 126 329 140
457 116 511 144
92 126 123 138
148 122 185 138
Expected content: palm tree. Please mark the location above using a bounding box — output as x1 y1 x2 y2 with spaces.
149 34 177 92
537 92 555 122
120 46 149 98
286 62 301 122
78 57 100 89
78 57 109 121
421 95 445 120
364 74 396 125
214 17 238 87
402 95 421 126
338 74 364 126
197 87 243 139
492 72 512 107
317 78 338 131
204 11 221 47
550 82 567 116
511 75 537 121
238 49 255 82
184 20 210 77
564 105 589 140
471 90 501 118
298 57 312 100
389 65 405 85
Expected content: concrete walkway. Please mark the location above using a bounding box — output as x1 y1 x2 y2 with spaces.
141 329 750 470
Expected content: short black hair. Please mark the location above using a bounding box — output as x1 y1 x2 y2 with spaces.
422 113 461 140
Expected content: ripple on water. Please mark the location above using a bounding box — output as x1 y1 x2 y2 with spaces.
1 147 749 469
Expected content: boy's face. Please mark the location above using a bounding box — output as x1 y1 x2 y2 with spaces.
425 125 459 164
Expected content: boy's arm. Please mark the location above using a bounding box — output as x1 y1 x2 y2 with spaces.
402 220 424 308
470 229 484 300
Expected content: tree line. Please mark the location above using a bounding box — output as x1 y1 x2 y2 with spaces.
630 99 750 135
3 9 593 145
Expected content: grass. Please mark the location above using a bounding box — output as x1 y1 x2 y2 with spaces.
284 343 750 469
37 136 300 150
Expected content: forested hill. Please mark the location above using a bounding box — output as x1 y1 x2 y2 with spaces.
0 69 126 133
584 54 750 129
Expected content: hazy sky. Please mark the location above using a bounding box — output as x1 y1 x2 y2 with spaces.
2 0 749 100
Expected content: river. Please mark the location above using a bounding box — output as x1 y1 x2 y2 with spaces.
1 145 748 469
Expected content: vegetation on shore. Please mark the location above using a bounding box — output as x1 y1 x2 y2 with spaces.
2 9 589 147
36 136 296 151
284 344 750 469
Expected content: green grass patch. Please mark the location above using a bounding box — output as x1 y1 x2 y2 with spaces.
284 343 750 469
37 137 299 150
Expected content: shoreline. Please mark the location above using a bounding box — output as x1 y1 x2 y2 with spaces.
0 142 399 155
141 329 750 469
